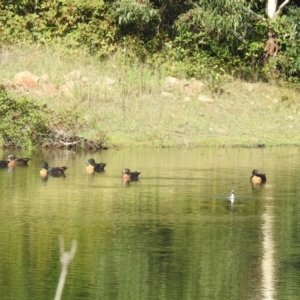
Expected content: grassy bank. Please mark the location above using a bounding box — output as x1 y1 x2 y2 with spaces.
1 43 300 148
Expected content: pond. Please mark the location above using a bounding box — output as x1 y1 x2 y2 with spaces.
0 147 300 300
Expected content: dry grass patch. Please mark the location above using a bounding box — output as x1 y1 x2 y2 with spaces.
1 43 300 148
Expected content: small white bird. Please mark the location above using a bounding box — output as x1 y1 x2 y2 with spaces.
228 190 235 202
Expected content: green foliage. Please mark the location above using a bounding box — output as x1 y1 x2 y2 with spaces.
204 69 227 96
173 2 300 81
264 7 300 81
0 0 300 82
50 108 85 137
0 0 116 55
0 87 103 149
110 0 160 41
113 0 159 25
175 1 250 44
0 88 51 148
173 1 266 79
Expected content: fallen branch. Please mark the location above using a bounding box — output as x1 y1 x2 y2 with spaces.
59 140 79 146
54 237 77 300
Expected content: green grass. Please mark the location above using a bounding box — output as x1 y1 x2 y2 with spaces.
1 43 300 148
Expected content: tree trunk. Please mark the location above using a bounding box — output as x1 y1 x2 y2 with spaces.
266 0 291 20
266 0 277 20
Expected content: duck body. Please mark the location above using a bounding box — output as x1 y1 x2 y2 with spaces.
228 189 235 202
40 162 67 177
122 168 141 181
7 154 30 167
40 163 48 177
0 160 8 168
250 169 266 184
86 159 106 174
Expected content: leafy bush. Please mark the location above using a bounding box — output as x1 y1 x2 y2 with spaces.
0 87 51 148
0 87 107 149
264 7 300 81
0 0 117 55
110 0 160 38
0 0 300 82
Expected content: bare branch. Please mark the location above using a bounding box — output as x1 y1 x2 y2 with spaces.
55 237 77 300
244 7 265 21
275 0 290 17
59 140 78 146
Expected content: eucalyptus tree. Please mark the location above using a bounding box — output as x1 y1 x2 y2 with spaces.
0 0 299 80
267 0 291 19
172 0 263 77
171 0 300 80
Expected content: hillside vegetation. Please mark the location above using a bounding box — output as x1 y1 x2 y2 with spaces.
0 1 300 148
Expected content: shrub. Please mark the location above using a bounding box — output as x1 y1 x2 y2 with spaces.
0 87 50 148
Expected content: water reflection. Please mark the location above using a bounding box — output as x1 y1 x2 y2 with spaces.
262 201 276 300
0 147 300 300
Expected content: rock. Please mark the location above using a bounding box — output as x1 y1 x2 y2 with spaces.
165 76 179 86
198 95 214 103
64 70 82 81
59 81 75 97
41 83 59 96
183 80 205 93
12 71 39 88
39 74 50 83
95 77 116 91
161 91 173 98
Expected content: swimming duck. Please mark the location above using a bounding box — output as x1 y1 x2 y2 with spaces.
122 168 141 181
40 162 68 177
227 190 235 204
250 169 266 184
6 154 30 167
227 190 235 202
86 158 106 174
0 160 8 168
39 163 48 178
